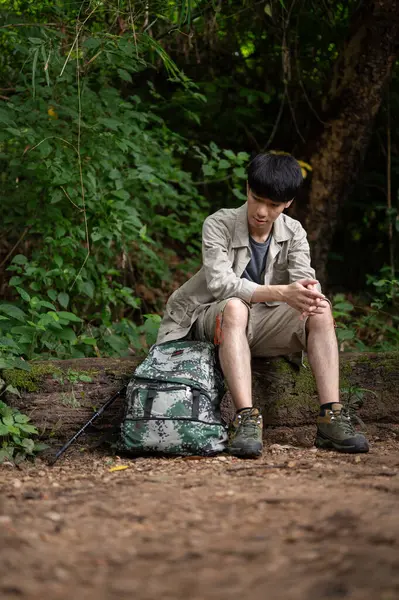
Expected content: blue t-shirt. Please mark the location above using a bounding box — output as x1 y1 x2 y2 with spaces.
241 235 271 284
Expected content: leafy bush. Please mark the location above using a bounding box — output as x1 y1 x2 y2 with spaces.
0 398 47 464
0 29 215 362
332 267 399 351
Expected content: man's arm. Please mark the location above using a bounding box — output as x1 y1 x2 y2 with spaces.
252 223 327 313
285 224 330 317
203 214 326 311
251 279 325 313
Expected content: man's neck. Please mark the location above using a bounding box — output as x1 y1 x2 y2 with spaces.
248 224 273 243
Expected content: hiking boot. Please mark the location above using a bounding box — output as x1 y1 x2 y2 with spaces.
315 403 369 453
228 407 263 458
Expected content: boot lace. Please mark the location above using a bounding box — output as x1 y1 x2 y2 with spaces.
342 395 367 433
237 412 262 438
329 408 356 436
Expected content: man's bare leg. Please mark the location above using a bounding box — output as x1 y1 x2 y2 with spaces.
218 300 263 457
306 309 369 452
218 299 252 410
306 309 339 405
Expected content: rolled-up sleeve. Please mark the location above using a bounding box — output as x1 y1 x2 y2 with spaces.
202 216 258 302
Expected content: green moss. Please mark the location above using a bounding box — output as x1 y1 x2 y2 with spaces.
355 352 398 374
273 359 293 375
4 363 63 392
339 361 352 389
271 358 318 410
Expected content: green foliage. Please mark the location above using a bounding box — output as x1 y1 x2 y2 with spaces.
367 267 399 309
0 269 165 362
196 142 250 206
0 398 47 464
0 23 219 365
332 268 399 351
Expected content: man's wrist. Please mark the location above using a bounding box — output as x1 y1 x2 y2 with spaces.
271 285 286 303
251 284 286 303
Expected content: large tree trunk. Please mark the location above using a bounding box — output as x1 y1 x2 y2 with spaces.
295 0 399 285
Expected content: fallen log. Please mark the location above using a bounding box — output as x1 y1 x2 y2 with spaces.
2 352 398 448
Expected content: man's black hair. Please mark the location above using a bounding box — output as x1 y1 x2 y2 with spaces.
247 153 303 203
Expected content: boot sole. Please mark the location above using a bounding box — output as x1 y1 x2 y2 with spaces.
315 435 369 454
228 443 263 459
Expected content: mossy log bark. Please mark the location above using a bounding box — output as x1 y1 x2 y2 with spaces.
3 352 399 449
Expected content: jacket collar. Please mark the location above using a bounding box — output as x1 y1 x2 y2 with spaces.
232 202 294 248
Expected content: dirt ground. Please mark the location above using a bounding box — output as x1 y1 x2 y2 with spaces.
1 432 399 600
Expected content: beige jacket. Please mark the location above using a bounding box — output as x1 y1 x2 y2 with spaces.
156 202 317 344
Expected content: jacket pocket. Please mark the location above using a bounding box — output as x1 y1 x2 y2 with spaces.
271 266 289 285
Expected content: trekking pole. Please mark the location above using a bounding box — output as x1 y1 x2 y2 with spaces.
51 385 127 464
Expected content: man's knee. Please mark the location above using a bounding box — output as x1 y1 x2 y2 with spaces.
222 298 249 329
306 306 334 332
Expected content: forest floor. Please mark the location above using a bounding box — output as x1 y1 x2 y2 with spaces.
1 434 399 600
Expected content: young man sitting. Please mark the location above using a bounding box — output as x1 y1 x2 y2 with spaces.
156 153 369 457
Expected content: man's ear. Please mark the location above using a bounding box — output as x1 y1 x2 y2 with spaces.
285 198 294 208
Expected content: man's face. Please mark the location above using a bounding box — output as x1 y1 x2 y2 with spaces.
247 186 293 233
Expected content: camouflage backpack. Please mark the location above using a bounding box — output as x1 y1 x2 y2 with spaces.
119 340 228 456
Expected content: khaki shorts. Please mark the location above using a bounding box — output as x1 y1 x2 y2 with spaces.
193 298 308 357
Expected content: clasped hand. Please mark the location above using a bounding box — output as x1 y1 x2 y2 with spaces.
282 279 329 320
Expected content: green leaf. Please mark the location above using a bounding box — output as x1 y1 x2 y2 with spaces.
202 164 215 177
54 328 77 343
80 281 94 299
56 312 82 322
9 358 31 372
0 423 9 436
22 438 35 453
57 292 69 309
48 290 57 301
11 255 28 265
38 300 57 311
233 167 247 179
78 374 92 382
6 424 20 435
104 334 128 353
5 385 21 398
14 413 29 423
16 287 31 302
54 255 63 268
223 150 236 160
28 37 44 45
2 415 15 427
333 302 354 312
218 159 230 169
9 276 22 286
118 68 132 82
0 304 27 322
80 337 97 346
83 37 102 50
56 226 66 238
33 442 49 452
0 448 13 462
0 359 20 370
98 118 121 131
19 423 38 435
